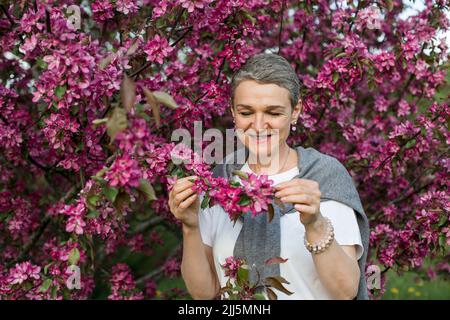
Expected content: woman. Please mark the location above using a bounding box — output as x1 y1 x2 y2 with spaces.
168 53 369 300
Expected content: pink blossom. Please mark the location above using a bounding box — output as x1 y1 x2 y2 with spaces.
105 154 141 188
143 35 174 64
9 262 41 285
221 256 244 279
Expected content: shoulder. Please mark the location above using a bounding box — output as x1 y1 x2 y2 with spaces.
299 146 351 178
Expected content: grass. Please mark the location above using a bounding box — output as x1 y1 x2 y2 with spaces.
383 269 450 300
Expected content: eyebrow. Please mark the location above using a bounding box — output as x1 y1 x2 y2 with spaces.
235 104 286 110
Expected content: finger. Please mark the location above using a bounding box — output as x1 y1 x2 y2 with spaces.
274 185 308 198
274 180 298 190
173 177 197 193
294 204 316 214
174 187 196 206
274 178 317 190
179 193 198 210
280 194 313 205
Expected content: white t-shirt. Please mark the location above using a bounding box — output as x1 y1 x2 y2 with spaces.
198 162 363 300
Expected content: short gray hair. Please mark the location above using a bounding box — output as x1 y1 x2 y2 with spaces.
230 53 301 109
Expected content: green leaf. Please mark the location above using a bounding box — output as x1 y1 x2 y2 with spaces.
92 176 106 184
232 170 249 180
87 195 100 206
92 118 108 127
51 286 58 299
138 179 157 201
86 209 100 219
95 167 108 178
237 194 251 206
103 186 119 202
152 91 179 109
332 72 339 84
229 181 241 188
106 107 128 142
438 215 448 227
237 265 249 285
43 263 53 275
68 247 80 266
201 193 210 209
404 139 416 149
439 234 446 247
421 127 427 137
384 0 393 11
55 86 66 99
253 293 266 300
39 278 52 293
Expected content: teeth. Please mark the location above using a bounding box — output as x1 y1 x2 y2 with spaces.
247 134 272 137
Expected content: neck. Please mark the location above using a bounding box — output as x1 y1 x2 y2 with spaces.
248 143 294 175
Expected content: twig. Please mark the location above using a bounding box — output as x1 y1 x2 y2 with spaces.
348 0 362 32
277 0 286 54
135 243 182 285
129 26 193 79
0 5 15 26
45 10 51 34
5 185 78 268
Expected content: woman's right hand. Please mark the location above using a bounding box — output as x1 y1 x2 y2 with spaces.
168 175 200 230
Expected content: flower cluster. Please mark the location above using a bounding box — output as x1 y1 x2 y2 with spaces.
221 256 244 279
168 143 275 222
108 263 144 300
0 0 448 300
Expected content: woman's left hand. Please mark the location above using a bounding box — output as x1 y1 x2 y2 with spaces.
274 178 322 226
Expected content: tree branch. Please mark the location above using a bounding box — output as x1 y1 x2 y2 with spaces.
135 243 182 285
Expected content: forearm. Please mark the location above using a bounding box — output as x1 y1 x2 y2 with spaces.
180 226 219 300
305 218 360 300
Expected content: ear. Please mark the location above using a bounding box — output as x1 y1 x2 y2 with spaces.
292 98 302 121
230 104 235 119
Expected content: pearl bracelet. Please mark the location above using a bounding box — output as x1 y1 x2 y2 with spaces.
304 217 335 254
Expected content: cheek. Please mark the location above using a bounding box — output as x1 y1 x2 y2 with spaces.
272 118 291 134
235 117 251 129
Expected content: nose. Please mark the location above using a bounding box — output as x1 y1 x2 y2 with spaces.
252 112 269 132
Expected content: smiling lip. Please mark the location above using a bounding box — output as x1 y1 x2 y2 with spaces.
246 133 274 144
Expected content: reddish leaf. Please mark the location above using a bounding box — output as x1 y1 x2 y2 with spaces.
268 203 274 223
98 53 116 70
274 197 286 211
266 287 277 300
143 88 161 129
120 75 136 112
265 256 289 265
265 277 294 296
126 39 140 56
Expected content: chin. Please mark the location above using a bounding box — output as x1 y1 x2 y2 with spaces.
246 143 276 163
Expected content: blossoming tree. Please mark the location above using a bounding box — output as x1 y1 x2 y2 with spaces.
0 0 448 299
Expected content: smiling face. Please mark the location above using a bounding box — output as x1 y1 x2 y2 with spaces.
231 80 302 161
